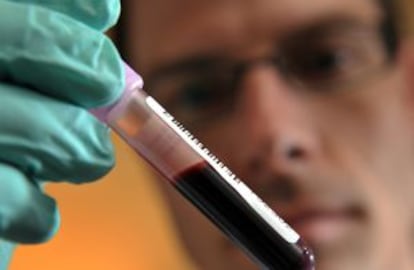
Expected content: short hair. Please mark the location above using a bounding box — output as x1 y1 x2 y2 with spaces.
379 0 399 57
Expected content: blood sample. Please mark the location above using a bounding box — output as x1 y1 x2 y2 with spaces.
91 64 315 270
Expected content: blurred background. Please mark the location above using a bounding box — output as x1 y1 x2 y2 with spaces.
10 135 196 270
8 0 414 269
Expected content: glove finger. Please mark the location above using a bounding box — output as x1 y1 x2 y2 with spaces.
0 239 14 269
0 163 60 244
0 1 124 109
0 83 115 183
3 0 120 31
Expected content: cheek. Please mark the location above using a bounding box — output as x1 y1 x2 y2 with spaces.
314 76 410 163
192 117 245 165
315 76 414 206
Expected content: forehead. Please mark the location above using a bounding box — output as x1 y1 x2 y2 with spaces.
126 0 382 73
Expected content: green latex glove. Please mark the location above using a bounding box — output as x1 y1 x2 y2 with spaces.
0 0 124 246
0 240 14 269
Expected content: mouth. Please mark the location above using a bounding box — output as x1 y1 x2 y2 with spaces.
280 205 366 247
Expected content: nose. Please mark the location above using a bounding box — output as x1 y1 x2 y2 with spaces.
234 62 320 179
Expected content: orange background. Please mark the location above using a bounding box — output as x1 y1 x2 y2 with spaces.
10 135 195 270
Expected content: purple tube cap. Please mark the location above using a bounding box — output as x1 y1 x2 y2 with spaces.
90 63 143 123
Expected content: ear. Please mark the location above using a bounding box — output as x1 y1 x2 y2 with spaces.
395 38 414 95
397 38 414 84
396 39 414 121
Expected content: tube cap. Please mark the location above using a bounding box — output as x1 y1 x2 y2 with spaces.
90 63 143 123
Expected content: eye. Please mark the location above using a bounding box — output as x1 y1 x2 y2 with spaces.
176 79 217 110
294 47 354 80
151 72 236 126
175 77 234 118
278 30 382 90
282 44 360 83
309 51 342 71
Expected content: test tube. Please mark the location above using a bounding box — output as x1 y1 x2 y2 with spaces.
91 64 315 270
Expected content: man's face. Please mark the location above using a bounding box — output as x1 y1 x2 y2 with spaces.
127 0 414 269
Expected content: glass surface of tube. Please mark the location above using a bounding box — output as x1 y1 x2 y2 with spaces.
91 65 315 270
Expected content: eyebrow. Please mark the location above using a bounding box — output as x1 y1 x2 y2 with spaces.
280 16 380 42
144 54 226 85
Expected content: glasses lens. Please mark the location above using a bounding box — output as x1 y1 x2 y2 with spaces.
149 69 237 127
279 26 388 91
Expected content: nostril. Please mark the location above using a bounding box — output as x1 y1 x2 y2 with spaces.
273 175 297 201
248 156 263 172
286 146 305 159
255 174 298 202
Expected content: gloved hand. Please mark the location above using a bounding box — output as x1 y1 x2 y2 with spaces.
0 0 124 244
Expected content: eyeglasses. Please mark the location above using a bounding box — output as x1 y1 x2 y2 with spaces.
145 24 391 128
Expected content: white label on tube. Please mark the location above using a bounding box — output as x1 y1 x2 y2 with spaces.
135 113 204 179
106 90 203 180
146 97 300 244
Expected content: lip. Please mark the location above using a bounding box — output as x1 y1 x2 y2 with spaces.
278 205 366 246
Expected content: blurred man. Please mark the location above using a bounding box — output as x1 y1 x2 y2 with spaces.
123 0 414 269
